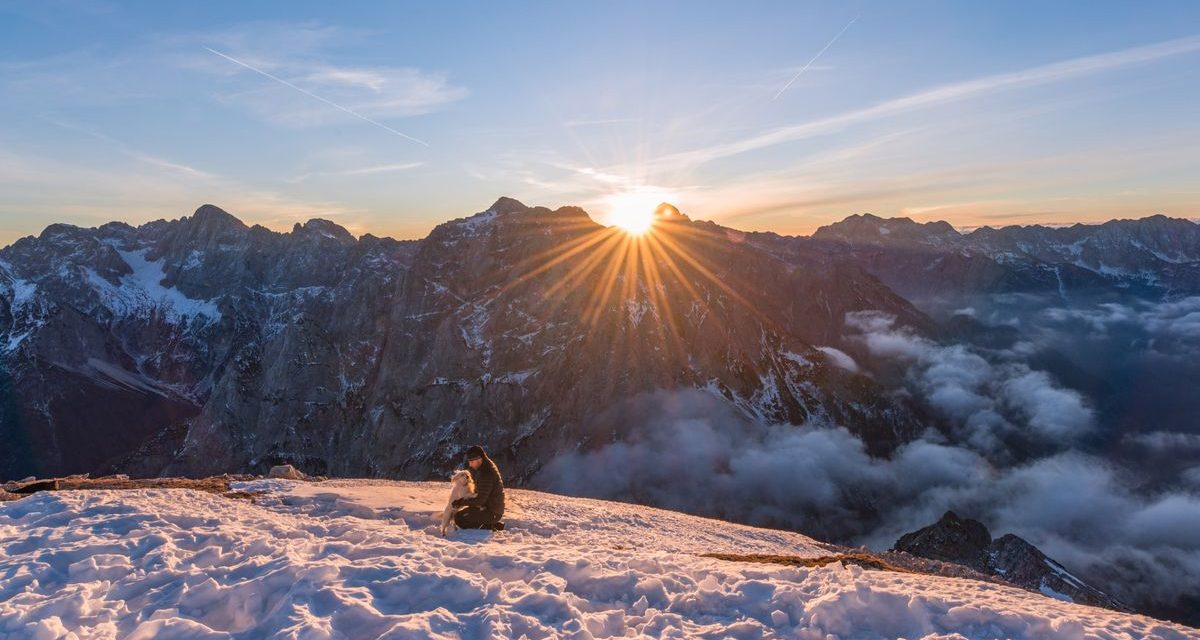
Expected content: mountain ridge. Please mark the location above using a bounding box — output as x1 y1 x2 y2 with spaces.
0 198 931 484
8 199 1197 252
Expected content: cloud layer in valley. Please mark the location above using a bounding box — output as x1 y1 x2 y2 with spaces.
537 308 1200 620
844 310 1094 455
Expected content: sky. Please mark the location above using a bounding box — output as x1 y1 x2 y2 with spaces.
1 0 1199 246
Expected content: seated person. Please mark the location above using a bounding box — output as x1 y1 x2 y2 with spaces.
453 444 505 531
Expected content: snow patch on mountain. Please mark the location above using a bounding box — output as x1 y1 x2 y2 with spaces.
0 263 46 352
1041 581 1074 603
452 210 499 238
0 272 37 311
86 248 221 324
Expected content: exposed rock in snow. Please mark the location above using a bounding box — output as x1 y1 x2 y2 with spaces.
894 511 1129 612
267 464 306 480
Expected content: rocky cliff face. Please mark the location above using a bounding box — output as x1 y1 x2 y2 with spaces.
0 204 419 479
0 198 932 482
893 511 1128 612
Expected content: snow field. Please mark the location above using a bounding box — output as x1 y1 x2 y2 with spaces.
0 480 1195 639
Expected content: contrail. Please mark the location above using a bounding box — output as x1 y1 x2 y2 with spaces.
773 14 859 100
202 46 429 147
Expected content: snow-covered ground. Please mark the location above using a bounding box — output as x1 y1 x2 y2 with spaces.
1 480 1195 639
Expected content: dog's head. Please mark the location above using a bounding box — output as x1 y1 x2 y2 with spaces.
450 469 475 493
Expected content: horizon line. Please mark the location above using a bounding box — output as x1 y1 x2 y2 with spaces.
2 199 1196 250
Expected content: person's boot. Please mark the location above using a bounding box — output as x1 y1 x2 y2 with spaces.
488 521 505 531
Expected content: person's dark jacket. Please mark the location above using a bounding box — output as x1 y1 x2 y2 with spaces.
463 454 505 518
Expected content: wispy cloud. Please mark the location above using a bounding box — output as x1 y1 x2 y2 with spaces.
341 161 424 176
143 22 468 135
500 35 1200 227
202 46 432 147
129 154 217 180
0 121 364 245
38 115 218 180
285 161 425 183
304 67 390 92
568 166 630 186
562 118 641 128
651 34 1200 171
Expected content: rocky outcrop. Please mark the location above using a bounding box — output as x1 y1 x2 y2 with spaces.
267 464 306 480
892 510 992 573
893 511 1128 612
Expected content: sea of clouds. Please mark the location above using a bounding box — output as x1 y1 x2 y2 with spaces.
538 300 1200 619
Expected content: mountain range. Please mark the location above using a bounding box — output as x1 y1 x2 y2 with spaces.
0 198 937 482
4 198 1200 624
3 199 1196 481
750 212 1200 308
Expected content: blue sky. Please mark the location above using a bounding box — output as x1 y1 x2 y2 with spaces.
1 1 1198 245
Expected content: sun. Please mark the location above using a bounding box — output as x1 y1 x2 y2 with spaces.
604 188 677 235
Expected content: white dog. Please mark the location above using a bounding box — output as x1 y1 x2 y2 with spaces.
439 469 476 536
